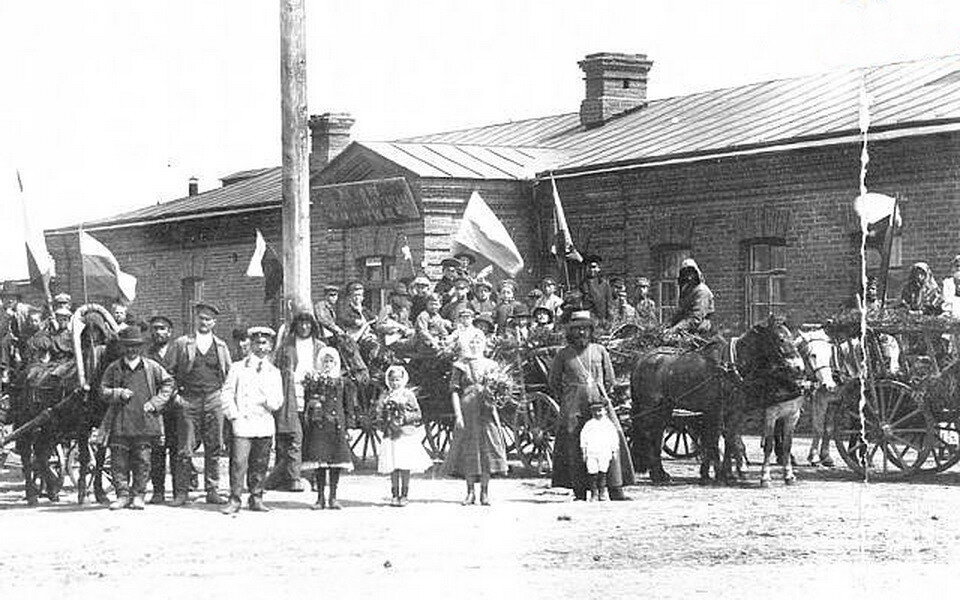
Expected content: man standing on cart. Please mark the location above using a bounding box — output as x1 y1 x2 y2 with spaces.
548 310 634 500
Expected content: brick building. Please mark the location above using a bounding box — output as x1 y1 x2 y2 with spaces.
45 52 960 333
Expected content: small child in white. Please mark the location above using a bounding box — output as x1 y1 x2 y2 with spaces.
376 365 433 506
579 399 620 501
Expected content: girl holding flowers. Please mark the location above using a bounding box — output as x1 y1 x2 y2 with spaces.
303 347 354 509
441 328 510 506
376 365 433 506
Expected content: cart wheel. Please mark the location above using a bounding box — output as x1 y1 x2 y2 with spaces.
512 392 559 475
349 410 381 465
66 440 113 501
832 379 933 478
662 420 700 459
422 417 454 460
922 417 960 473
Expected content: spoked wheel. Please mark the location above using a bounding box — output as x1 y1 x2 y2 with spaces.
921 416 960 473
422 417 454 460
833 379 933 478
662 414 701 459
349 409 381 465
511 392 559 475
65 439 113 502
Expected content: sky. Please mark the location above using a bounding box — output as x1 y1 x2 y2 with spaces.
0 0 959 280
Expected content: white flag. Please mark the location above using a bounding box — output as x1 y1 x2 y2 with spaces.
245 229 267 277
451 191 524 276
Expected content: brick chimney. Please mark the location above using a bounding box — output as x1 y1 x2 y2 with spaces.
188 177 198 196
578 52 653 129
309 112 355 174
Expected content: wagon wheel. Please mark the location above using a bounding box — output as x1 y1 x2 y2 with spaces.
65 439 113 502
511 392 559 475
422 416 454 460
917 373 960 473
832 378 933 478
349 409 381 465
662 419 700 459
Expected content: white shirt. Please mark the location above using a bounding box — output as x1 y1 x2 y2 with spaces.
123 356 142 370
293 336 318 411
195 331 213 354
220 355 284 437
944 277 960 318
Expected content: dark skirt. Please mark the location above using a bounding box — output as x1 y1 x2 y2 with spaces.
441 391 508 478
303 421 354 469
551 413 635 493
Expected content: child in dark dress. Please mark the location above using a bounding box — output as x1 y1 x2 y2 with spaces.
303 347 354 509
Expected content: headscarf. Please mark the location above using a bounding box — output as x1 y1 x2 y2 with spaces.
384 364 410 391
901 262 942 314
317 346 342 378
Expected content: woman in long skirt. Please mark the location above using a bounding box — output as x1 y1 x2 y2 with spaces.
441 329 507 506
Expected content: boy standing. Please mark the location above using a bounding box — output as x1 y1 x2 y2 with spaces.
221 327 284 514
579 399 619 501
100 327 175 510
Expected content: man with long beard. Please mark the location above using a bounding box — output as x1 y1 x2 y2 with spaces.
548 310 634 501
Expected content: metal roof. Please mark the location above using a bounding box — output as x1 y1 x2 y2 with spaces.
359 141 570 180
56 53 960 231
403 53 960 170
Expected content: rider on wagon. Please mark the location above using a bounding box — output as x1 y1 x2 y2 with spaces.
662 258 715 342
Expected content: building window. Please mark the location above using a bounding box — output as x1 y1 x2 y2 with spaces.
655 246 692 324
745 241 786 326
358 255 397 313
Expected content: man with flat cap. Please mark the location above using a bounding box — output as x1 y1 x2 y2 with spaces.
578 254 613 329
314 284 344 341
433 258 460 303
168 302 232 505
440 276 472 322
409 275 432 321
221 326 284 514
145 315 178 504
48 307 75 360
53 293 72 312
468 279 496 321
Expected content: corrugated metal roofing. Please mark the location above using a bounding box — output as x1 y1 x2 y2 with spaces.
402 53 960 170
61 53 960 230
359 141 570 179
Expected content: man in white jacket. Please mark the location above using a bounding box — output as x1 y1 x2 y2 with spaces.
220 326 284 514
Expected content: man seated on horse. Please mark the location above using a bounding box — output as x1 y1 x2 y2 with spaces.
662 258 715 345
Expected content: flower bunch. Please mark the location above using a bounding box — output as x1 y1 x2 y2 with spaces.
379 398 405 439
302 370 338 399
475 363 519 410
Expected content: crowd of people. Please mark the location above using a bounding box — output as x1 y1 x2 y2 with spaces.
0 251 730 512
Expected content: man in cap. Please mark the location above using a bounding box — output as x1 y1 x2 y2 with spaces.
663 258 715 340
607 277 638 330
338 282 379 359
526 288 544 313
112 300 131 331
493 280 526 334
221 326 284 514
99 326 175 510
53 293 72 313
454 252 476 282
468 279 496 320
48 307 75 360
536 276 563 319
168 302 232 505
440 276 472 322
634 276 659 330
376 284 414 346
578 254 613 329
433 258 460 302
472 314 495 338
145 315 178 504
548 310 635 501
314 284 344 340
409 275 432 321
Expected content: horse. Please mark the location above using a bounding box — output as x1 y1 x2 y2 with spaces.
630 319 804 485
9 305 119 505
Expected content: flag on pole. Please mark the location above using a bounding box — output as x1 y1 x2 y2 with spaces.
16 171 55 299
451 191 524 277
550 177 583 262
79 231 137 302
245 229 267 277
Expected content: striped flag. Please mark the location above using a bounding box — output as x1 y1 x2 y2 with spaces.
451 191 524 276
551 177 582 262
80 231 137 302
16 171 55 298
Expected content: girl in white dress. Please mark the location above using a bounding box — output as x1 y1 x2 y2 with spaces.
376 365 433 506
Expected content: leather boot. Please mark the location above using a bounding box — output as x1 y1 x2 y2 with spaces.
221 497 241 515
248 495 270 512
110 495 132 511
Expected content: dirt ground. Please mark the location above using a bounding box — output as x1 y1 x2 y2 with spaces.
2 436 960 599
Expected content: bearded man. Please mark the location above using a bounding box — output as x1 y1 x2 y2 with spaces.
548 310 634 501
664 258 715 339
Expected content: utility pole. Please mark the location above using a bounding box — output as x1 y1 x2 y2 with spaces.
280 0 311 316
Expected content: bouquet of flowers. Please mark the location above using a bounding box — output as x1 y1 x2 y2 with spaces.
475 363 520 410
302 370 338 399
379 397 405 439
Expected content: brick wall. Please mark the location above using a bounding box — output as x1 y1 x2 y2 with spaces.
45 209 283 336
539 131 960 330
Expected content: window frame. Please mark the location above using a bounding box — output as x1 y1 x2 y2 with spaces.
744 239 787 327
654 245 692 324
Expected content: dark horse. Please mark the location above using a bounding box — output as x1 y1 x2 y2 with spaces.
630 320 803 484
10 306 119 505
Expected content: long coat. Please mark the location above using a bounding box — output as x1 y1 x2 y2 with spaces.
273 334 326 435
548 343 635 491
100 357 175 438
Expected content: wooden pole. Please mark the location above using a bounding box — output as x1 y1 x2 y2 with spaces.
280 0 311 318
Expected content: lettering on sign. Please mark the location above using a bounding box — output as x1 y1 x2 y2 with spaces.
313 177 420 227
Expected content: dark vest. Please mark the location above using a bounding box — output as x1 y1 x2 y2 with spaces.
184 344 223 394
